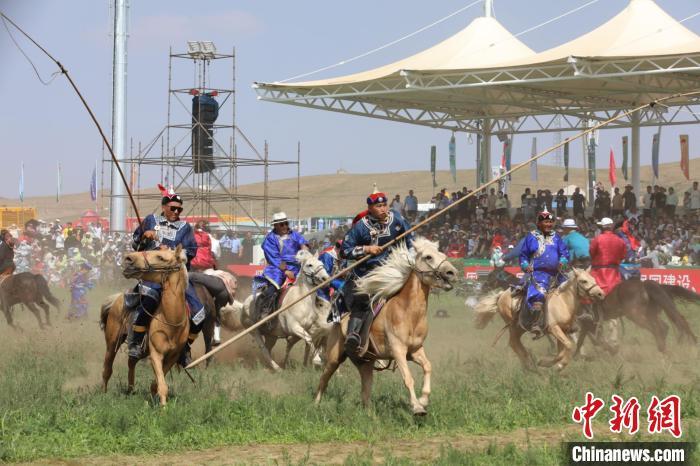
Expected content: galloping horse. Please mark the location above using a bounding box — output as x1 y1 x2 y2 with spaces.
314 238 458 416
475 268 605 371
576 280 698 355
232 250 332 370
0 272 61 330
100 246 202 405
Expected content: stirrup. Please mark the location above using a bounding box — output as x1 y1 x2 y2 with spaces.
344 332 361 354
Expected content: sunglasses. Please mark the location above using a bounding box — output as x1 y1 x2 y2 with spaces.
168 206 183 214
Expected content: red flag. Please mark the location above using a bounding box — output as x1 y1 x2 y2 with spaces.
680 135 690 181
609 148 617 187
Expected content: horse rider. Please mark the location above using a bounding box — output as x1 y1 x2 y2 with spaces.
590 217 627 297
252 212 308 329
189 220 231 346
519 208 570 338
341 189 412 354
0 230 15 279
318 240 345 303
561 218 591 268
128 184 205 366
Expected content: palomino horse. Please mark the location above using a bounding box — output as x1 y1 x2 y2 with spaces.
474 268 605 372
100 246 193 405
0 272 60 330
231 250 332 371
314 238 458 416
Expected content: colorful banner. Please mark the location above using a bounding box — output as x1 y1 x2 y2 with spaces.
622 136 629 181
587 138 597 187
430 145 437 188
563 141 569 182
680 134 690 181
462 266 700 292
56 162 62 203
476 133 482 186
19 162 24 202
449 133 457 183
504 137 512 180
90 166 97 202
609 148 617 187
652 133 660 179
530 137 538 182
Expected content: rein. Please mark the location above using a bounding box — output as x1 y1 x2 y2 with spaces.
131 252 188 329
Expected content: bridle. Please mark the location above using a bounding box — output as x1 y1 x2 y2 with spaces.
414 254 452 285
573 273 601 298
126 251 188 328
301 262 327 287
125 251 183 285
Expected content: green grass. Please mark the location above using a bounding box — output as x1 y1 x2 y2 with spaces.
0 286 699 462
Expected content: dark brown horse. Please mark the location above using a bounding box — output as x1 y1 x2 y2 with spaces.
0 272 61 330
577 280 699 355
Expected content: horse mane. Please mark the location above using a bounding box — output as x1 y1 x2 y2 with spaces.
355 237 436 306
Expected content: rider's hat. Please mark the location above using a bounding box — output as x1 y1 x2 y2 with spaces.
367 184 387 205
158 184 183 205
271 212 289 225
562 218 578 229
597 217 614 227
536 207 554 222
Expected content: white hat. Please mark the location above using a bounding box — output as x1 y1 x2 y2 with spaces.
597 217 614 227
562 219 578 229
271 212 288 225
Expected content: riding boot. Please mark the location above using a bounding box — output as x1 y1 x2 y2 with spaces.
178 334 198 367
127 327 146 360
344 315 364 354
529 302 545 340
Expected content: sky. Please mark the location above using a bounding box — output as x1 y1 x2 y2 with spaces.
1 0 700 199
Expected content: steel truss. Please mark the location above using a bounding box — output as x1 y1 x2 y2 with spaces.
254 53 700 134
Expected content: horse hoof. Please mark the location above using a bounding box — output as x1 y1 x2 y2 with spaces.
418 396 430 408
412 405 427 416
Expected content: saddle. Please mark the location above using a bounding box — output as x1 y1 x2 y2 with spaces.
340 299 386 361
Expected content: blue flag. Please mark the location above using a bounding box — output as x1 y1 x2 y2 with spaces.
19 162 24 202
90 166 97 201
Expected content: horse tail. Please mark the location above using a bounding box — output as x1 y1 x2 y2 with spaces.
645 282 698 345
100 294 121 331
474 290 502 329
219 299 245 331
661 285 700 304
35 274 60 310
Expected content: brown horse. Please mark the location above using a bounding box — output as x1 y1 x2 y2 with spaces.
475 268 605 371
0 272 61 330
576 280 698 356
100 246 194 405
314 238 458 415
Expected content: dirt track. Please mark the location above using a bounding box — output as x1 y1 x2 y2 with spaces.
35 425 577 465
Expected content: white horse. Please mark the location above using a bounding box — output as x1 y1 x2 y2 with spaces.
221 250 332 371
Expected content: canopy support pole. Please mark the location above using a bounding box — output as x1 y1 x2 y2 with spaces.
484 0 493 18
631 110 641 196
483 118 492 182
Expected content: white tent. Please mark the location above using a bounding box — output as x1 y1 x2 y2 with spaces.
255 0 700 194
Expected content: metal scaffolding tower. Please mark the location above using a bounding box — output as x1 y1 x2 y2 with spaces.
105 44 299 232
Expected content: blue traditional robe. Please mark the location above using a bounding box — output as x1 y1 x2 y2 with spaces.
519 230 570 309
318 248 345 302
257 230 308 289
132 214 202 314
341 211 412 279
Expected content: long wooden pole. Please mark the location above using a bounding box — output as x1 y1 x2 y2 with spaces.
186 95 696 369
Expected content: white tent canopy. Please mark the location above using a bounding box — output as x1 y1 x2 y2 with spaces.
255 0 700 193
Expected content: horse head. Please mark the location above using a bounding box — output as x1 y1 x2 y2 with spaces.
295 249 329 287
412 237 458 291
570 267 605 301
122 245 186 282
